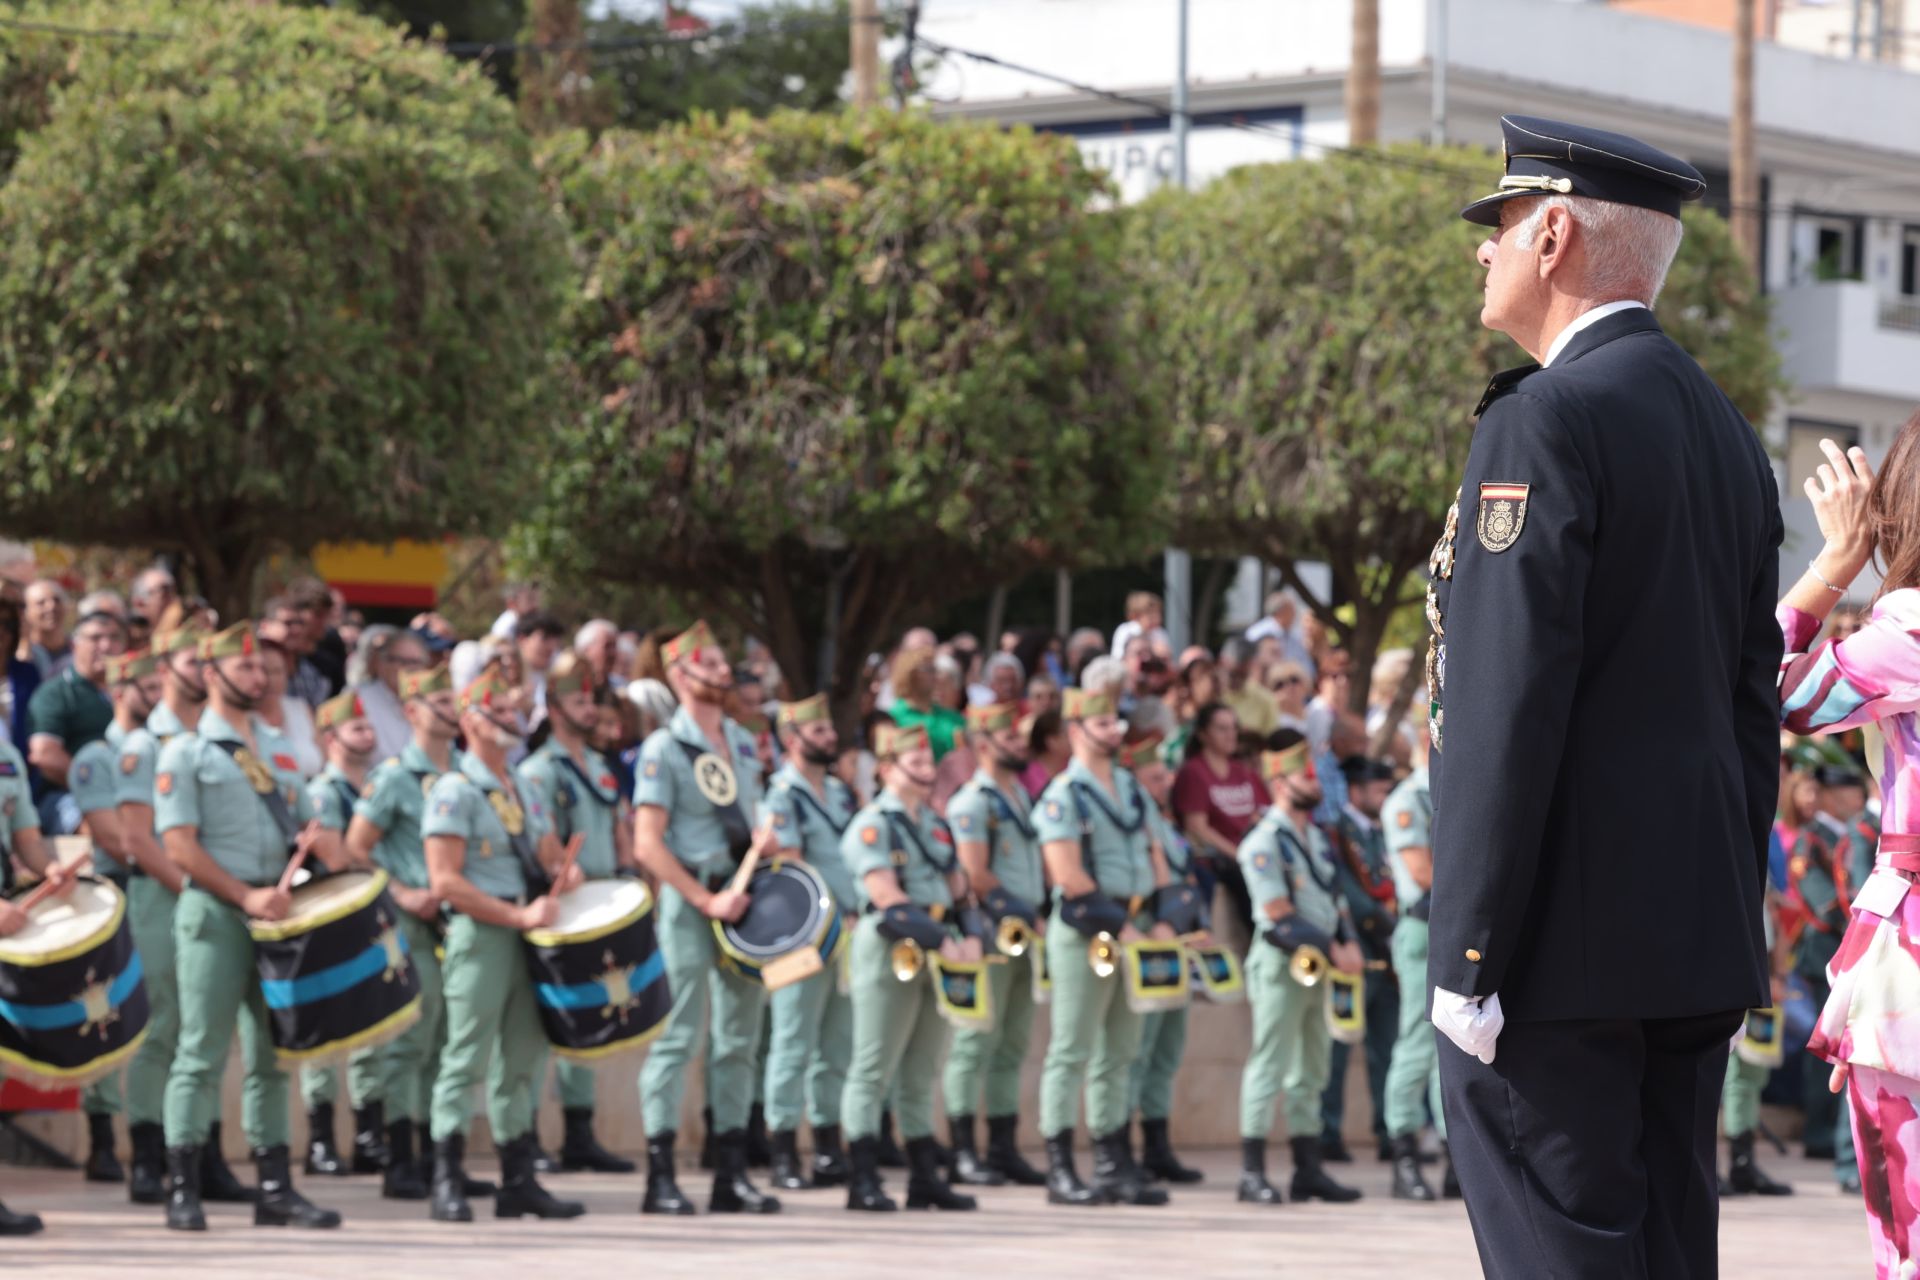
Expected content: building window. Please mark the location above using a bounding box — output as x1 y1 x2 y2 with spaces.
1787 418 1862 491
1802 215 1864 282
1902 226 1920 297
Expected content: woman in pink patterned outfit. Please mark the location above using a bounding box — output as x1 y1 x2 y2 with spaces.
1779 417 1920 1279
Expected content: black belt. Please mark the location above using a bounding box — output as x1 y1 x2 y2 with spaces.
99 868 130 890
702 872 731 893
862 902 950 921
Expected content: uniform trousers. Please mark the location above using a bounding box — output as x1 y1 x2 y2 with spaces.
162 888 289 1148
429 914 542 1143
1322 964 1398 1143
379 913 445 1124
840 916 947 1141
1239 942 1330 1138
944 950 1038 1122
1382 918 1446 1139
766 957 853 1131
1128 1004 1189 1122
638 882 766 1136
1438 1010 1743 1280
1039 915 1144 1138
1720 1051 1767 1137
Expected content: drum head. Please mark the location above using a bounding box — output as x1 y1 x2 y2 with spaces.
2 879 120 961
726 864 830 962
287 871 381 921
549 879 651 937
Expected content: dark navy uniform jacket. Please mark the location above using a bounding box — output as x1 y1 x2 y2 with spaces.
1427 307 1782 1021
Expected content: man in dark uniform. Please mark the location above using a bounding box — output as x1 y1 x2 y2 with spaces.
1427 116 1782 1279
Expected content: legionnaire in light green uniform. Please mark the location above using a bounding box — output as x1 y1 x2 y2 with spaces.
0 737 74 1236
73 713 137 1183
942 701 1049 1189
1125 735 1206 1186
1034 688 1174 1208
757 694 858 1192
422 671 586 1225
111 624 254 1208
297 691 392 1182
633 621 780 1216
515 652 636 1174
1379 723 1458 1203
839 723 979 1213
1720 880 1792 1198
1321 756 1401 1165
344 665 468 1203
1235 732 1364 1207
157 623 350 1233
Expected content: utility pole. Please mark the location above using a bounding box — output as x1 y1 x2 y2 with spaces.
851 0 881 107
1731 0 1762 277
1429 0 1448 144
1163 0 1193 651
1348 0 1381 145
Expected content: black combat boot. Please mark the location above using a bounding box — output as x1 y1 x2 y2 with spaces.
1289 1134 1362 1203
1389 1133 1437 1201
381 1119 429 1201
560 1107 636 1173
497 1134 586 1219
128 1121 167 1204
304 1104 345 1177
1319 1131 1354 1163
85 1111 125 1183
529 1128 560 1175
1236 1137 1283 1206
1043 1131 1103 1207
699 1107 717 1171
1092 1128 1169 1206
709 1129 780 1214
252 1144 343 1228
641 1132 696 1216
0 1199 42 1236
905 1135 977 1210
1727 1131 1794 1196
1140 1117 1203 1184
767 1129 810 1191
164 1145 206 1232
429 1134 473 1223
746 1102 771 1168
875 1109 907 1168
201 1123 255 1203
844 1135 896 1212
810 1123 850 1188
984 1114 1046 1186
948 1113 1004 1187
350 1102 390 1175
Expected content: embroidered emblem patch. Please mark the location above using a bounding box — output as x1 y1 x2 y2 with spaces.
272 753 297 772
1477 483 1530 553
1396 810 1413 830
121 754 140 776
644 760 659 779
157 773 174 796
1045 801 1063 822
75 762 92 786
1253 852 1272 872
861 826 880 846
956 814 975 835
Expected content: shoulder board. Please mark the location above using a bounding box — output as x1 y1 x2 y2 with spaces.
1474 363 1542 418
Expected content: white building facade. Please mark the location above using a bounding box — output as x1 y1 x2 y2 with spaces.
911 0 1920 603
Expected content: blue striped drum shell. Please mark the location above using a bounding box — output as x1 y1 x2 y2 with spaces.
522 879 670 1062
0 878 149 1089
248 870 422 1063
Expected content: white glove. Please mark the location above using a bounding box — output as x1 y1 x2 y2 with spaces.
1433 987 1504 1065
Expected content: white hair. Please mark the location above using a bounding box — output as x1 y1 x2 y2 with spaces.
1510 195 1684 305
574 618 617 651
984 652 1026 682
77 588 126 618
1079 656 1128 699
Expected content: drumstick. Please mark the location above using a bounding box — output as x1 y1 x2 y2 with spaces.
17 843 95 912
726 838 766 897
275 821 323 895
546 834 585 899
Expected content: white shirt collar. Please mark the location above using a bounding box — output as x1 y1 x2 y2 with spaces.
1542 300 1647 368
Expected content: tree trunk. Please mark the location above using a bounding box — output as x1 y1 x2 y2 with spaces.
183 539 263 627
1192 557 1232 648
1347 0 1381 146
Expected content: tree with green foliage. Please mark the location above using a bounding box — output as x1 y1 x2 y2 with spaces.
523 109 1162 725
1130 145 1784 713
0 1 568 620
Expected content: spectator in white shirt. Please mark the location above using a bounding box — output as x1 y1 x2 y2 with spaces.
489 581 541 642
1109 590 1171 659
351 625 427 762
1244 588 1317 684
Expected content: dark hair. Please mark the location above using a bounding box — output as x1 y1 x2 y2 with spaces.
860 709 896 752
515 610 566 641
284 576 333 612
0 598 17 649
1010 628 1054 684
1870 410 1920 597
1266 726 1308 754
1183 700 1236 762
1027 708 1064 756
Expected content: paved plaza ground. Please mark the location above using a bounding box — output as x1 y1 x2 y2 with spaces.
0 1145 1873 1278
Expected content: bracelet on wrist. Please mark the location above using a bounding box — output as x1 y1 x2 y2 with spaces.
1808 557 1847 596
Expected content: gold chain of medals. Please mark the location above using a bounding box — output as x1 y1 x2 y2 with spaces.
1425 491 1460 750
